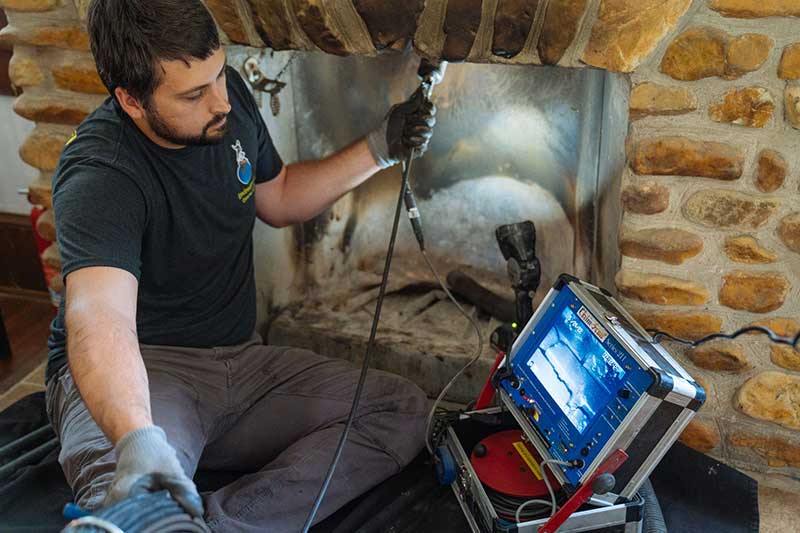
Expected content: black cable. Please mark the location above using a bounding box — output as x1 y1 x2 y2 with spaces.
301 169 410 532
648 326 800 349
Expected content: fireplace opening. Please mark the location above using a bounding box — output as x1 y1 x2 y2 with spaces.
250 50 630 403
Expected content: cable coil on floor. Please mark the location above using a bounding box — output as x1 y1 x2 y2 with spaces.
62 491 209 533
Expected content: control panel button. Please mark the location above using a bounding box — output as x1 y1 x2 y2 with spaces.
618 388 631 399
580 447 589 457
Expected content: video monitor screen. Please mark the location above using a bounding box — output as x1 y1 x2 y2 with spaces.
525 305 626 434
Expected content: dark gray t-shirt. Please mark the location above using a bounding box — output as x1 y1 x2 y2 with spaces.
46 67 283 381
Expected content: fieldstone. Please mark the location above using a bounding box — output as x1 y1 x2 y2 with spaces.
660 27 727 80
73 0 90 22
786 84 800 129
729 433 800 468
708 87 774 128
441 0 483 61
35 208 55 242
13 93 95 125
619 228 703 265
736 371 800 430
755 150 787 192
779 43 800 79
631 310 722 341
631 137 743 180
660 27 770 80
294 0 356 56
28 175 53 209
354 0 424 51
710 0 800 18
726 34 773 77
41 243 60 269
205 0 254 45
19 127 71 171
52 59 108 95
537 0 588 65
248 1 295 50
678 419 720 453
629 83 697 119
719 271 789 313
683 190 778 229
778 213 800 253
49 272 63 294
0 0 57 11
3 26 91 51
580 0 692 72
8 54 44 87
724 235 777 264
771 345 800 372
492 0 538 59
621 181 669 214
689 340 750 372
749 317 800 338
616 270 709 306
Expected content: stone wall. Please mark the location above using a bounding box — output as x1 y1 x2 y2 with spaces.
619 1 800 479
3 0 800 480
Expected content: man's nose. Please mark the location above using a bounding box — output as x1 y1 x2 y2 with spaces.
209 85 231 115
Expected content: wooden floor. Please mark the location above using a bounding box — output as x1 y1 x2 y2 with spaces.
0 290 54 409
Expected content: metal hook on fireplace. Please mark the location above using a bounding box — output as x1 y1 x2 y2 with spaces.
243 56 288 116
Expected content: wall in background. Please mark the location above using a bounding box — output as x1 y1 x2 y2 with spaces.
0 95 36 214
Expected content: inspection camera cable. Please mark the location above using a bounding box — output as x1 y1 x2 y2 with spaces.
301 58 485 531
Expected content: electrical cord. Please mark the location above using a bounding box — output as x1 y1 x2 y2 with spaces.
300 160 410 532
513 458 571 522
649 325 800 348
419 249 484 455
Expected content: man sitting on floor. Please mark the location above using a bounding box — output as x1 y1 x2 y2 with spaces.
46 0 437 530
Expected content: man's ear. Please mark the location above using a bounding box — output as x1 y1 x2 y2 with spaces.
115 87 146 120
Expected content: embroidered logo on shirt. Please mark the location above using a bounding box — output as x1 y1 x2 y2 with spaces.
231 140 253 186
231 140 255 204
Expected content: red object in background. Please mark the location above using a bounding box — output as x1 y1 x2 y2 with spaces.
30 207 60 309
474 350 506 410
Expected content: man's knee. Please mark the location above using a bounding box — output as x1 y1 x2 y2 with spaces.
360 371 428 466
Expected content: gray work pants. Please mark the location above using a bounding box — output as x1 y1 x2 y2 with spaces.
45 336 428 532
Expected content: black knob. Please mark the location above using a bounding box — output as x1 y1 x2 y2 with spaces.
510 379 520 389
618 388 631 399
473 443 487 458
580 447 589 457
591 473 616 495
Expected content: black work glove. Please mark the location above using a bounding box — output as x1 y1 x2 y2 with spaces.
103 426 204 518
367 86 437 169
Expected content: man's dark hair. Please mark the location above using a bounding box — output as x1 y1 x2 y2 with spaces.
87 0 220 105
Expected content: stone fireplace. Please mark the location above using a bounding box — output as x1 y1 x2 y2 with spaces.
3 0 800 484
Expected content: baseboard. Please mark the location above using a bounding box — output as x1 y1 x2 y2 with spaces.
0 286 50 302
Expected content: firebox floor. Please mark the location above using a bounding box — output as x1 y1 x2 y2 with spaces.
267 292 503 404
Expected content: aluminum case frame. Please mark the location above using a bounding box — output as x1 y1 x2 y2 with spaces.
497 275 705 502
440 409 644 533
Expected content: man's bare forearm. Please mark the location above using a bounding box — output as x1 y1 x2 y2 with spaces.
66 304 152 444
278 138 380 226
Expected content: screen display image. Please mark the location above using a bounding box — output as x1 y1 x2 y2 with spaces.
526 306 626 434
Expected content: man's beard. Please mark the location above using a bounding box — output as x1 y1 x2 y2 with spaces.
145 104 228 147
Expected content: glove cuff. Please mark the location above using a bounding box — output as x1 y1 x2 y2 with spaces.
116 425 170 458
366 119 396 170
